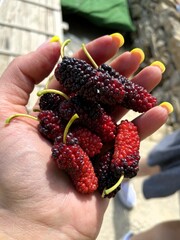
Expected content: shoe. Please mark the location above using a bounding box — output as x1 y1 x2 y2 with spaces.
122 231 134 240
117 181 137 209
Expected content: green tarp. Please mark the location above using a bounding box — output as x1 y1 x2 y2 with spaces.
61 0 135 32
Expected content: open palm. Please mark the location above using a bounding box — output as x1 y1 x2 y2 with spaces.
0 35 170 240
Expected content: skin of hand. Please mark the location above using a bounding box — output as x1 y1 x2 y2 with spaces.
0 35 170 240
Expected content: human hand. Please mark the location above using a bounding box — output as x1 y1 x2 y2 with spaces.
0 34 172 240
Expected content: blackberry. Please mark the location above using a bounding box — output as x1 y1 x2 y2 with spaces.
55 56 96 93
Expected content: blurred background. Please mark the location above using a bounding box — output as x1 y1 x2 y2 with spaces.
0 0 180 239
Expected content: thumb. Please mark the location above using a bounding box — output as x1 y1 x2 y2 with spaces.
0 39 60 108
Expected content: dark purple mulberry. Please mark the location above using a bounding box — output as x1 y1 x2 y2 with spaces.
99 64 157 112
39 93 65 112
94 151 121 198
55 57 96 93
78 72 125 105
38 110 65 141
58 96 117 142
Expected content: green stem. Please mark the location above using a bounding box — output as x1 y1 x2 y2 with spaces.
81 43 98 69
5 113 38 124
102 175 124 197
37 89 69 100
61 39 71 58
63 113 79 144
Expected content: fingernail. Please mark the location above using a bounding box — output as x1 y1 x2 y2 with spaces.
150 61 166 73
37 36 60 50
130 48 145 64
49 35 60 43
110 33 124 48
159 102 173 114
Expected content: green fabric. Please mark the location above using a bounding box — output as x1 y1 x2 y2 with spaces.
61 0 135 32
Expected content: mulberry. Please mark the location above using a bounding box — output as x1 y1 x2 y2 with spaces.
55 57 96 93
38 110 65 141
52 142 98 193
94 151 121 198
72 127 103 157
59 96 117 142
78 72 125 105
99 64 157 112
39 93 65 112
111 120 140 178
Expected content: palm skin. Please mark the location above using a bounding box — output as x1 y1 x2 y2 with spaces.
0 36 169 240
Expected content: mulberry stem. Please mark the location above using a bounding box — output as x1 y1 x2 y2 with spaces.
37 89 69 100
61 39 71 58
102 175 124 198
81 43 98 69
5 113 38 124
63 113 79 144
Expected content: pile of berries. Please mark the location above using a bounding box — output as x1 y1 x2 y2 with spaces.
9 39 155 199
34 40 157 198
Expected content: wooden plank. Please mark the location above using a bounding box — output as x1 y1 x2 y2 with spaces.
0 0 63 64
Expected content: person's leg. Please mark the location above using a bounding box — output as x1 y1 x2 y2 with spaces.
131 220 180 240
118 160 160 209
138 159 160 177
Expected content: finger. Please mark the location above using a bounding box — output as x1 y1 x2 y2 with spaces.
74 33 124 65
131 65 162 90
111 65 164 121
110 48 145 78
0 39 61 108
133 103 173 141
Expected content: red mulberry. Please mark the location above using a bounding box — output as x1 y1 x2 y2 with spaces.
52 142 98 194
111 120 140 178
72 127 103 157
